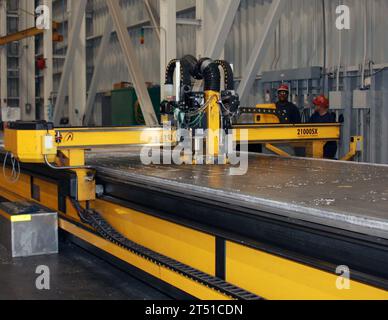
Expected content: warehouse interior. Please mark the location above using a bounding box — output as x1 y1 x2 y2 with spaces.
0 0 388 301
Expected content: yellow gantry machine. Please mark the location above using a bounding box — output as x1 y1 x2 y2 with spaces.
1 56 385 300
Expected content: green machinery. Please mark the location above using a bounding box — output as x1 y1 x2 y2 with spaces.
108 86 161 126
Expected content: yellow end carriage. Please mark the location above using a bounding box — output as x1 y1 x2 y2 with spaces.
1 56 387 300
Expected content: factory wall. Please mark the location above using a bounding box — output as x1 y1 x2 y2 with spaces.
89 0 196 90
228 0 388 106
5 0 387 163
80 0 388 91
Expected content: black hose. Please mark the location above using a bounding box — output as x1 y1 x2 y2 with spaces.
166 55 221 92
165 59 177 85
202 62 221 92
181 55 197 86
215 60 235 91
166 56 196 87
194 58 221 92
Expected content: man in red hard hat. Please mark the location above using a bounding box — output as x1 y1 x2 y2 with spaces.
310 95 335 123
276 84 301 124
309 95 338 159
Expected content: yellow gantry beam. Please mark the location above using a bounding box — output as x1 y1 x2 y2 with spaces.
233 124 341 143
56 127 176 149
55 124 341 150
5 124 341 164
5 124 341 151
0 22 62 46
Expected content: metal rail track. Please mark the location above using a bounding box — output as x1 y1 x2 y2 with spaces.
70 199 261 301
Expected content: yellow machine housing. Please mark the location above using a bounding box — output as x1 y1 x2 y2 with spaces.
4 127 57 163
254 104 281 124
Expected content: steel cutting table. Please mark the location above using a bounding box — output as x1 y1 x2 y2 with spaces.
87 152 388 239
1 146 388 299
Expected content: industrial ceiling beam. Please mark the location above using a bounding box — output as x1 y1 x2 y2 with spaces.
106 0 158 126
53 0 87 125
84 16 113 126
237 0 286 104
0 0 7 118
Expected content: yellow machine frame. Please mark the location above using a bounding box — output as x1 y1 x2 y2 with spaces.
0 40 376 301
0 168 386 300
1 90 368 300
4 118 354 202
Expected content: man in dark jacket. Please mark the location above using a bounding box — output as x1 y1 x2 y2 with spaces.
309 95 338 159
276 84 301 124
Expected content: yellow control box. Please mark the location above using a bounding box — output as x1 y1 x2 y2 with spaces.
4 123 57 163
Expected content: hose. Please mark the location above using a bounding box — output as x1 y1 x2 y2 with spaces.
179 55 221 92
165 59 177 85
215 60 235 91
165 56 195 88
203 63 221 91
180 55 197 86
44 155 93 170
195 58 221 92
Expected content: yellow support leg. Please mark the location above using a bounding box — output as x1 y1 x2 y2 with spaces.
306 141 326 159
58 149 86 167
205 91 221 163
265 144 291 157
341 136 363 161
56 150 95 201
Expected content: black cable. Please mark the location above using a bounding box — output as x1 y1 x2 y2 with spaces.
215 60 235 91
165 59 177 85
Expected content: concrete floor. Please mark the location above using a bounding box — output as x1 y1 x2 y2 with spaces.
0 237 169 300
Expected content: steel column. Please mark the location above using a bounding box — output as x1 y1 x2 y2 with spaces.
341 69 353 160
194 0 239 90
143 0 160 41
53 0 87 125
381 70 388 163
106 0 158 127
19 0 36 121
42 0 53 121
204 0 240 59
237 0 286 104
84 17 113 126
68 0 86 126
160 0 176 101
195 0 205 58
0 0 7 118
